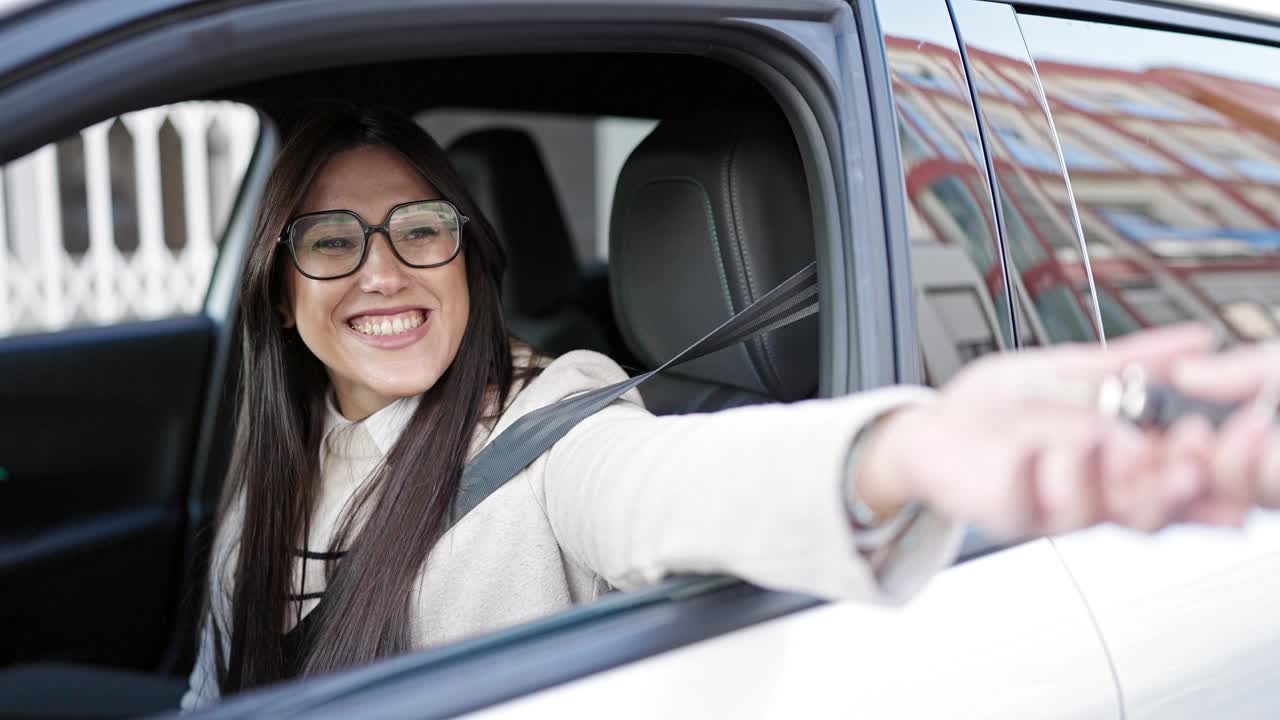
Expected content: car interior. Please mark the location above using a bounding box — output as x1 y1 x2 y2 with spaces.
0 50 825 718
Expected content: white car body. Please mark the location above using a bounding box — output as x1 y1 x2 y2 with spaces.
468 517 1280 719
0 0 1276 717
463 0 1280 714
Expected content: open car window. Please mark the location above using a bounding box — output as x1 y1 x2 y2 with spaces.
0 102 258 338
0 2 867 715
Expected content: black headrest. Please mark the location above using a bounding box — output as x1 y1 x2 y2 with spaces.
609 111 818 401
447 128 582 316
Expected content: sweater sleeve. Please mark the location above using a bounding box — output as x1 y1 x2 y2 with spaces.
532 351 964 605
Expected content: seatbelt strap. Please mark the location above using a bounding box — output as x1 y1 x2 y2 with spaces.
450 261 819 525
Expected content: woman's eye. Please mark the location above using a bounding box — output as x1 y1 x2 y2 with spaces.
310 237 358 253
403 226 440 242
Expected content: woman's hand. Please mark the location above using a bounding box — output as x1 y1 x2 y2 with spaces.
1170 342 1280 512
855 324 1270 540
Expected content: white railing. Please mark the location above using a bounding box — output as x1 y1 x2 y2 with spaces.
0 102 259 337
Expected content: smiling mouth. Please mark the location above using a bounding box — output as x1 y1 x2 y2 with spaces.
348 309 428 337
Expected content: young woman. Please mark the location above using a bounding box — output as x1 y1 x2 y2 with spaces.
181 105 1278 707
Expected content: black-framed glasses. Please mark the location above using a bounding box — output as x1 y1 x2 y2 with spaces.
277 199 468 280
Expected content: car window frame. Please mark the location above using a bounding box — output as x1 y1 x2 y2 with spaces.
0 0 895 714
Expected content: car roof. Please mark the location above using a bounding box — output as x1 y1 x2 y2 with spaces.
2 0 1280 22
1176 0 1280 21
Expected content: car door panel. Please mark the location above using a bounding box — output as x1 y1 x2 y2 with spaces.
466 540 1121 719
949 0 1103 347
1052 517 1280 718
1011 10 1280 715
0 317 213 669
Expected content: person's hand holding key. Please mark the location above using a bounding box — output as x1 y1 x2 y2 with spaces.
854 324 1273 541
1169 340 1280 517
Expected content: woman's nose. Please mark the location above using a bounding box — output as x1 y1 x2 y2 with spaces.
356 231 410 294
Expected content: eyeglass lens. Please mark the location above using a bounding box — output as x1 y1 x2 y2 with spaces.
288 200 461 278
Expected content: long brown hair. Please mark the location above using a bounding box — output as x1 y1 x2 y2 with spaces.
213 104 523 694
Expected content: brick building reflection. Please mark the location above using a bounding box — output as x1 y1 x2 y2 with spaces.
887 36 1280 342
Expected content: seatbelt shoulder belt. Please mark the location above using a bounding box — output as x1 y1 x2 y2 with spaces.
450 261 819 525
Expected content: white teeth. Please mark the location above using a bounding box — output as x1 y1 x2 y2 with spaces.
349 310 425 337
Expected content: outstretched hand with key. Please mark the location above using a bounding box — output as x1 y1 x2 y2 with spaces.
851 324 1270 540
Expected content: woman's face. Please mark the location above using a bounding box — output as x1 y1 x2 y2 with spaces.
282 145 470 420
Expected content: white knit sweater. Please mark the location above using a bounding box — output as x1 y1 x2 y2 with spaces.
181 349 962 709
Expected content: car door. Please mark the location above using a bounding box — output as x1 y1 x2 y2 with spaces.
0 0 1190 717
424 3 1133 717
1007 5 1280 716
183 6 1127 716
0 98 264 674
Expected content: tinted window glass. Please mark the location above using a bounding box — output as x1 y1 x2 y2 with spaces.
1019 15 1280 342
877 0 1013 385
950 0 1102 346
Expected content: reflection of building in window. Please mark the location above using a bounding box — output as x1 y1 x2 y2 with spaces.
1096 204 1278 259
897 100 960 161
927 287 999 363
1044 74 1219 124
958 127 985 167
1051 116 1174 175
1118 282 1195 327
1002 197 1047 268
1221 303 1277 339
893 58 963 96
1103 132 1179 175
998 171 1080 254
1153 125 1280 184
1230 158 1280 184
898 116 936 165
972 65 1026 104
946 18 1280 343
1193 271 1280 339
1033 285 1096 343
1057 134 1114 172
1095 289 1143 337
1095 91 1189 121
927 176 996 271
991 123 1060 173
1096 205 1175 242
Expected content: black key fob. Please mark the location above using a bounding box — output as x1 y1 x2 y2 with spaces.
1099 366 1242 430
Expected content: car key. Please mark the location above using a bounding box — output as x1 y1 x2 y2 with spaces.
1098 365 1243 430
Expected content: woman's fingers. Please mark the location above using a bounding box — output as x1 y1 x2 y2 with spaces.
1032 434 1106 535
1208 403 1275 504
1180 496 1250 527
923 329 1279 540
1095 424 1157 527
1171 341 1280 402
1068 323 1218 381
1027 415 1215 536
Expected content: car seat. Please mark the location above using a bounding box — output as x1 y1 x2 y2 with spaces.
446 128 613 356
608 109 819 414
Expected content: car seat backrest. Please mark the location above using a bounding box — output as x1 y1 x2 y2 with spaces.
609 109 818 413
447 128 610 355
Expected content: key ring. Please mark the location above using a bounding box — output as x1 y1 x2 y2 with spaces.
1097 365 1150 425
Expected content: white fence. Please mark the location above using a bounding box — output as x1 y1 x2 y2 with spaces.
0 102 258 337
